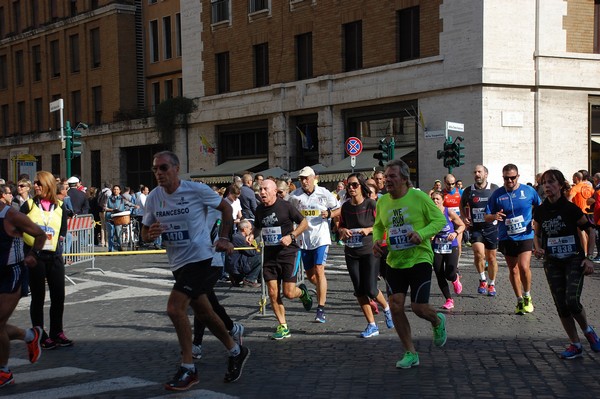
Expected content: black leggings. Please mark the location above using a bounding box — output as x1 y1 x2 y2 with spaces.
28 254 66 338
544 257 585 318
193 289 234 345
345 252 380 299
432 247 459 300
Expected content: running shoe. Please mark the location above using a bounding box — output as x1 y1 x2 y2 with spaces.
192 344 202 360
515 300 525 315
487 285 496 297
243 279 261 288
230 323 244 346
384 309 394 329
523 295 534 313
0 370 14 388
560 344 583 359
442 298 455 310
27 326 43 363
477 280 488 294
224 346 250 383
164 366 199 391
584 326 600 352
41 337 57 350
315 308 326 323
360 324 380 338
433 312 447 347
298 283 313 311
396 352 420 369
369 300 379 315
53 331 73 347
271 324 291 340
452 275 463 295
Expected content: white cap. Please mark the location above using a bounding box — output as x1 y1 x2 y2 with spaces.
298 166 315 177
67 176 80 184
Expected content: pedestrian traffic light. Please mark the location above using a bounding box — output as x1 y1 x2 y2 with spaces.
64 121 86 177
454 140 465 167
438 136 465 173
373 138 390 166
70 127 82 159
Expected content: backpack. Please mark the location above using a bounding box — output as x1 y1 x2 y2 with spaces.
98 188 110 208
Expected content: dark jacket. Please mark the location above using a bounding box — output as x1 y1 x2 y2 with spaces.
67 187 90 215
226 231 259 275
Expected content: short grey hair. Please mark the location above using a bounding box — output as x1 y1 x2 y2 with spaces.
385 159 412 187
153 150 180 167
238 219 252 231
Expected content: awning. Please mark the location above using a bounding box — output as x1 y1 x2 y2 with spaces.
592 136 600 145
257 166 288 179
317 147 415 183
289 164 328 179
184 158 268 184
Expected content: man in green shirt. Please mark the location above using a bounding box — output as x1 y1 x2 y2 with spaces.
373 159 448 369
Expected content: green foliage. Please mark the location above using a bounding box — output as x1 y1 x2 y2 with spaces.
155 97 197 145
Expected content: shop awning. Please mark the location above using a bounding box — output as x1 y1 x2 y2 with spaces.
317 147 415 183
183 158 268 184
257 166 288 179
289 164 328 179
592 136 600 145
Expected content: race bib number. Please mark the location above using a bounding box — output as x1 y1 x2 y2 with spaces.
262 226 283 246
345 229 364 248
40 225 55 251
161 222 191 247
472 208 485 223
301 209 321 218
448 206 460 216
505 215 526 236
388 225 416 250
433 237 452 254
547 235 577 259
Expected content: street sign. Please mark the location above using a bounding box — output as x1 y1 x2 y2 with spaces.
345 136 363 156
446 121 464 132
350 156 356 168
49 98 63 112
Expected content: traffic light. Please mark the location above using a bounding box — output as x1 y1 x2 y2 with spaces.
373 138 390 166
437 136 465 172
70 128 82 159
454 141 465 167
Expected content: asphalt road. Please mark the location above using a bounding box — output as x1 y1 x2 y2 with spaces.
4 245 600 398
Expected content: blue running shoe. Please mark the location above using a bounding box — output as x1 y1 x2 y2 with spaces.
560 344 583 359
384 309 394 329
315 308 326 323
360 324 379 338
584 326 600 352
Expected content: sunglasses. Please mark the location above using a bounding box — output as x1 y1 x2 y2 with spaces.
33 180 40 186
277 191 285 195
503 175 518 181
348 182 360 189
151 164 171 173
446 182 456 186
18 184 28 188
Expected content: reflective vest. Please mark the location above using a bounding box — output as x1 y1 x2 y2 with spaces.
23 199 64 252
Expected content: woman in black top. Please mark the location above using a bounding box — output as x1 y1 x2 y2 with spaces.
338 173 393 338
533 169 600 359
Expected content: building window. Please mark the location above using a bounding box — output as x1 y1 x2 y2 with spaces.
216 52 230 94
34 98 43 133
397 6 420 62
91 0 99 9
595 0 600 54
163 16 172 60
51 153 61 176
175 13 182 57
0 7 4 38
71 90 81 124
212 0 229 23
50 40 60 77
90 28 101 68
150 20 159 62
70 34 80 73
177 78 183 97
149 0 157 4
1 104 8 137
49 0 58 21
0 55 7 89
17 101 25 135
31 0 39 28
32 45 41 81
219 123 268 161
296 32 312 80
92 86 102 125
254 43 269 87
51 94 60 130
164 80 173 99
15 50 24 85
13 1 21 33
249 0 268 13
343 21 362 72
152 82 160 112
70 0 77 16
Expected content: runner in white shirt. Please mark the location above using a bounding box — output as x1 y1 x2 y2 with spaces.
142 151 249 391
288 166 340 323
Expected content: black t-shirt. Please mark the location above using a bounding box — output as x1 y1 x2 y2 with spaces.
339 198 376 256
533 196 585 260
460 182 499 230
255 198 304 257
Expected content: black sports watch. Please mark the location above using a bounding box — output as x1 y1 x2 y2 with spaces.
289 233 296 241
30 248 42 259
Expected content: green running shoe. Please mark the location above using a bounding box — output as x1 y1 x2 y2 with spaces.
515 299 525 315
271 324 291 340
298 283 313 311
433 312 447 347
523 295 534 313
396 351 420 369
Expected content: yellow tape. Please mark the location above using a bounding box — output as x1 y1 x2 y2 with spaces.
66 246 259 257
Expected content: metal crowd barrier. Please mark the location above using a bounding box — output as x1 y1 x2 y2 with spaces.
63 214 102 284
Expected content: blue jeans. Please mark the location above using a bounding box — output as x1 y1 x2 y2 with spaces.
107 222 122 252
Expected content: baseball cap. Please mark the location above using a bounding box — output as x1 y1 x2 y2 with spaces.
298 166 315 177
67 176 80 184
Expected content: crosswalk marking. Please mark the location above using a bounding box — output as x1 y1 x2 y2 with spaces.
15 366 94 383
147 390 240 399
6 376 155 399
